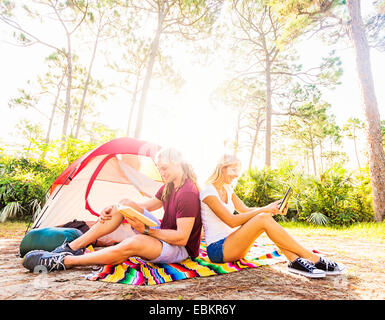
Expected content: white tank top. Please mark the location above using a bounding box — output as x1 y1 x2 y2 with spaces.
199 184 239 246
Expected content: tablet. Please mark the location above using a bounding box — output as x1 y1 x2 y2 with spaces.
116 203 158 227
278 187 293 213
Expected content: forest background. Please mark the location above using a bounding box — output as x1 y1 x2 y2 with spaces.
0 0 384 227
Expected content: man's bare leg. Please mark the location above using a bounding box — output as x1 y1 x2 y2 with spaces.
64 234 163 267
68 206 125 251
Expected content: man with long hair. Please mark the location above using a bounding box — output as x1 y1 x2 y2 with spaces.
22 148 202 272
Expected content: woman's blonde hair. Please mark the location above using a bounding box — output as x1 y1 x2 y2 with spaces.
155 148 199 201
206 154 241 185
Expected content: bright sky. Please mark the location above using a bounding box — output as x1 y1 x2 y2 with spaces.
0 2 384 185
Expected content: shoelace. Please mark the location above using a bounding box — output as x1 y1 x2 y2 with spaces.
41 254 67 272
57 241 83 254
52 241 68 253
297 258 315 270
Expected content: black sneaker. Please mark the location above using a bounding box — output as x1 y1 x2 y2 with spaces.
22 250 73 272
314 257 346 275
288 257 326 278
52 241 84 256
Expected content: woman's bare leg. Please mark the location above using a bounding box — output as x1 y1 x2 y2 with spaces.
233 229 299 262
68 206 125 251
223 213 318 263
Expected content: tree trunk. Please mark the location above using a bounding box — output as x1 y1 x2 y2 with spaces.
249 122 261 170
249 109 263 170
309 132 317 176
353 136 361 168
311 145 317 176
233 109 243 157
61 36 72 140
353 127 361 168
46 69 66 144
75 20 102 139
347 0 385 221
134 1 165 139
265 59 272 167
127 73 140 136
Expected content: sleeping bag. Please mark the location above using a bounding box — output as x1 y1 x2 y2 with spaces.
19 227 83 257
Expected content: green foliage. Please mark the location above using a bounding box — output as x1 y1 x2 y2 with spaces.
350 164 374 222
306 212 330 226
235 161 374 226
234 166 280 208
0 156 53 222
0 136 114 222
343 117 365 138
296 164 374 226
44 137 100 168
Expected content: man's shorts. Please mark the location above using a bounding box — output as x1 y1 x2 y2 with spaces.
142 209 189 264
148 240 189 264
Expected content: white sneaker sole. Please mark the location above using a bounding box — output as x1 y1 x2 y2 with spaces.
325 267 347 276
288 267 326 278
322 263 347 275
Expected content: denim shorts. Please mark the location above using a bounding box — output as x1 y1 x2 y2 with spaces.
148 240 189 264
207 238 226 263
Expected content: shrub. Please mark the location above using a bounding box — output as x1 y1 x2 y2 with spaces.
296 164 373 226
234 166 280 208
0 137 100 222
234 161 374 226
0 156 53 222
306 212 330 226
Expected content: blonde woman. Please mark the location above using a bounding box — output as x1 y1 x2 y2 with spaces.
23 148 202 272
200 154 345 278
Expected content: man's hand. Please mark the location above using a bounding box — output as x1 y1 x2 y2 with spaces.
98 205 114 224
125 217 146 234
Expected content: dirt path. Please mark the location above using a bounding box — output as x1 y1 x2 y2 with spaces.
1 231 385 300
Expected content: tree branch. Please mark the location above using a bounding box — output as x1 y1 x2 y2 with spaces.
0 14 65 54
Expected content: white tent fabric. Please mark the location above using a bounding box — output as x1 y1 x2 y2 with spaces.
32 154 164 229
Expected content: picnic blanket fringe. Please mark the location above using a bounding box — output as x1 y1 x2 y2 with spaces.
85 241 286 286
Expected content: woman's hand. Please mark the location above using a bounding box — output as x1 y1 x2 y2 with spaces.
281 202 289 216
263 199 282 216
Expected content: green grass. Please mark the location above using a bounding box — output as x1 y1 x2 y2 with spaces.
0 221 29 238
279 221 385 243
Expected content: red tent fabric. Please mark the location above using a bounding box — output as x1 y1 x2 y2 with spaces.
33 137 164 229
50 137 161 194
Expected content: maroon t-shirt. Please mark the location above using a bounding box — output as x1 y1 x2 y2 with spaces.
155 178 202 258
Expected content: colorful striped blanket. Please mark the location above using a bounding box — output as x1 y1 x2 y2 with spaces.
85 241 286 286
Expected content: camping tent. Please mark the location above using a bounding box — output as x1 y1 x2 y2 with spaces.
31 137 164 229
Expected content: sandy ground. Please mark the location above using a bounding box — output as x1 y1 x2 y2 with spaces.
1 230 385 300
